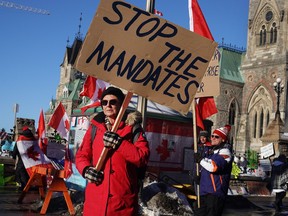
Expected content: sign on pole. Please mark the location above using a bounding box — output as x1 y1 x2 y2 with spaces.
75 0 217 114
195 48 220 97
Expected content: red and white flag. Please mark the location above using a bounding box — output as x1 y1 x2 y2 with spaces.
80 76 109 113
64 143 73 179
154 9 163 16
0 130 8 141
16 136 52 176
37 109 48 153
188 0 218 129
48 102 70 141
80 76 109 103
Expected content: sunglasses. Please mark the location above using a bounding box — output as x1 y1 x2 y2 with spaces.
211 135 220 139
101 99 118 106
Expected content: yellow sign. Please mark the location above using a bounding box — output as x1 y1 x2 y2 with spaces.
75 0 217 114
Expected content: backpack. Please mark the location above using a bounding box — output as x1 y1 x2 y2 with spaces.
90 123 147 182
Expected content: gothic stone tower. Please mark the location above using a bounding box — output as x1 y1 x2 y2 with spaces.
237 0 288 154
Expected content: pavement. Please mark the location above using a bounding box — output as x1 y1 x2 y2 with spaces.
0 185 288 215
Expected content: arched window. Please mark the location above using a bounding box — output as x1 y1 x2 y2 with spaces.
269 23 277 44
266 111 270 126
260 109 264 137
229 100 236 125
259 25 267 46
254 112 257 138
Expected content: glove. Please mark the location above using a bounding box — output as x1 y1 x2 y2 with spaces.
194 152 202 163
103 131 122 149
194 175 201 185
84 166 104 185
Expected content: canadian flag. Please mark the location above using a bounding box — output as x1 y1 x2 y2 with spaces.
188 0 218 129
37 109 48 154
154 9 163 16
145 118 193 169
80 76 109 113
48 102 70 141
17 136 52 176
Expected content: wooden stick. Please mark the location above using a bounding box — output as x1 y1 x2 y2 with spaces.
95 91 133 171
192 99 200 208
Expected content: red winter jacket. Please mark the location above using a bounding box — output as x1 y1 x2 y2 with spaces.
75 112 150 216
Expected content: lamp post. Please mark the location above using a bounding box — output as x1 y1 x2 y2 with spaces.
273 78 284 116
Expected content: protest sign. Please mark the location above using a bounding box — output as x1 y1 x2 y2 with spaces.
260 142 274 159
195 48 220 97
75 0 217 114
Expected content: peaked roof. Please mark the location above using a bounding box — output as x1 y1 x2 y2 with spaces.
219 46 245 84
66 38 83 65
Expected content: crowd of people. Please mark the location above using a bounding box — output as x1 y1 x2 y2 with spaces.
2 87 288 216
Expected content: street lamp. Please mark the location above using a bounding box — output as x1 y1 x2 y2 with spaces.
273 78 284 116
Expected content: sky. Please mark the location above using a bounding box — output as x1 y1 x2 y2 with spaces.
0 0 249 132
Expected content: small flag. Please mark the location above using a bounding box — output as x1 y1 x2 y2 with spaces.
80 76 109 113
0 130 8 141
37 109 48 153
154 9 163 16
48 102 70 141
80 76 109 103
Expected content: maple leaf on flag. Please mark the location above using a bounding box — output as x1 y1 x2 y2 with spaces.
26 145 40 161
48 102 70 141
188 0 218 129
156 139 171 161
80 75 109 113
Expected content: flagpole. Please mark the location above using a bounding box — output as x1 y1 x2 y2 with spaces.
192 99 200 208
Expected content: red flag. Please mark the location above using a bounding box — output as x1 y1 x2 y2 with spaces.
188 0 214 40
195 97 218 129
48 102 70 141
80 76 109 103
188 0 218 129
17 136 52 176
80 76 109 113
154 9 163 16
64 143 73 179
37 109 48 153
80 101 101 114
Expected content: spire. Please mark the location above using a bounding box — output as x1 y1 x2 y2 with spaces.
75 12 83 40
66 36 70 47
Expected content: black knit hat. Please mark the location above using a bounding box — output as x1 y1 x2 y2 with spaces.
199 130 209 138
100 87 125 104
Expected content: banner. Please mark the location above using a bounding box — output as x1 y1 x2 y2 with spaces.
75 0 217 114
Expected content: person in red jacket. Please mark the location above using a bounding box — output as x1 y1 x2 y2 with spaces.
75 87 150 216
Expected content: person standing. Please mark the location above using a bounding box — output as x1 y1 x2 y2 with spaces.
270 154 288 213
193 131 211 189
194 125 233 216
197 130 211 158
12 127 34 190
75 87 150 216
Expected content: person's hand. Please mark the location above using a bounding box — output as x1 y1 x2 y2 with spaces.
194 152 202 163
84 167 104 185
103 131 122 149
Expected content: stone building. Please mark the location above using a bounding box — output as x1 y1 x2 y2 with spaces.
45 0 288 157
